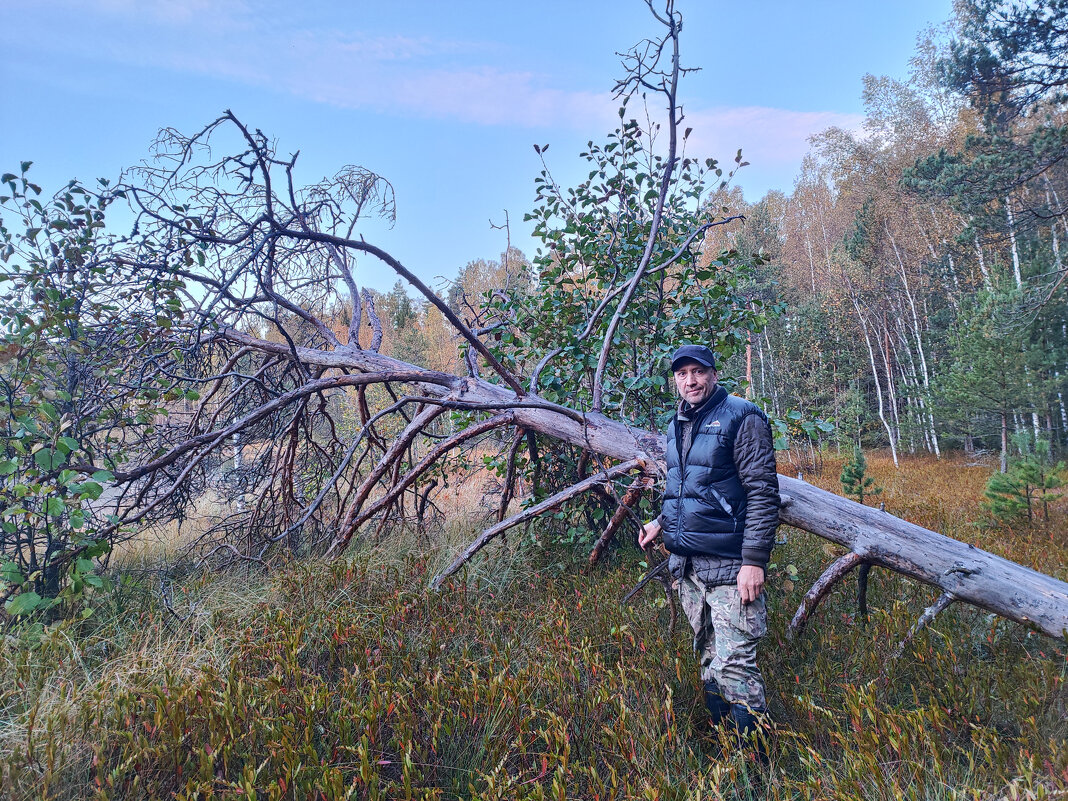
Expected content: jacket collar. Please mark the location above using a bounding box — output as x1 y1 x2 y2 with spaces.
676 385 727 423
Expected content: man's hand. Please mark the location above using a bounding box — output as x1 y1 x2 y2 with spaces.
737 565 765 604
639 519 662 549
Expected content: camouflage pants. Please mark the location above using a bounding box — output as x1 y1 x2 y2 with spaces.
676 570 767 710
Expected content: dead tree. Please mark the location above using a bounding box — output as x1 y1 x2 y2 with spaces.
63 1 1068 646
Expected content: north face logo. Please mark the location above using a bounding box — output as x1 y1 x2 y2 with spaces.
705 420 721 428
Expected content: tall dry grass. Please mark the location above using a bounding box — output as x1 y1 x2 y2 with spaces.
0 451 1064 800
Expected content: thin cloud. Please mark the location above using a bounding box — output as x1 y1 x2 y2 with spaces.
299 65 617 128
3 0 865 158
682 107 866 165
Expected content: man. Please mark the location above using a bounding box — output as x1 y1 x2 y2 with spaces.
639 344 780 756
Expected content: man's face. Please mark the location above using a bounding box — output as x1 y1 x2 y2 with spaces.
673 361 717 406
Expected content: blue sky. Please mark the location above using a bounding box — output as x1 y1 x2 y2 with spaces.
1 0 952 293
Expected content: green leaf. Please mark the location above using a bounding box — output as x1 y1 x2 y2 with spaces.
44 497 65 517
6 591 43 615
75 481 103 501
0 459 16 476
34 449 66 471
1 561 25 585
83 539 111 559
91 470 114 482
58 436 80 453
75 558 95 574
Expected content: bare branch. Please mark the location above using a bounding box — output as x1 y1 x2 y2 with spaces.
432 458 646 588
362 288 383 352
892 592 957 659
788 552 866 638
592 5 683 412
588 472 654 564
498 428 527 523
330 411 515 555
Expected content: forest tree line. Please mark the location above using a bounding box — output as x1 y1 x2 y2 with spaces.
364 0 1068 475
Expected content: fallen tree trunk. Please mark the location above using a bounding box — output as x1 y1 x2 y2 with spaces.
218 329 1068 640
778 478 1068 640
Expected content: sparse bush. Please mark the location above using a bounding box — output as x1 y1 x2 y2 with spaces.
0 166 184 623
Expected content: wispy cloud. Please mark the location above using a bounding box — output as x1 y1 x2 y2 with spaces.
290 63 618 128
2 0 863 167
682 107 866 165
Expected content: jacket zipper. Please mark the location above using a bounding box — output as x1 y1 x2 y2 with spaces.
674 418 686 539
682 395 736 521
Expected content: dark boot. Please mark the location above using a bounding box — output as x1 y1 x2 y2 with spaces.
703 680 731 727
730 704 769 766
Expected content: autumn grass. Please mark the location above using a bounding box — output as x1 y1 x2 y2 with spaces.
1 453 1066 800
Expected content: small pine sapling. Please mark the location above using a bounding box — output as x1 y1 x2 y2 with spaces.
984 435 1066 525
840 444 882 506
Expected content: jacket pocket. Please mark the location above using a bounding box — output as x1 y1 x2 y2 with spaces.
705 484 734 517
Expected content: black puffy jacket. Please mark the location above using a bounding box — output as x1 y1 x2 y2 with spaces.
660 386 780 586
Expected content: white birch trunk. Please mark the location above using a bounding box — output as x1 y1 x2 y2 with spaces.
1006 198 1023 289
885 222 940 457
1001 410 1009 473
974 233 992 291
878 317 902 446
851 294 899 466
805 236 817 295
918 214 959 312
762 327 780 416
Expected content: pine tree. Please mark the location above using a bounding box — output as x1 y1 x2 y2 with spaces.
840 444 882 506
984 435 1066 525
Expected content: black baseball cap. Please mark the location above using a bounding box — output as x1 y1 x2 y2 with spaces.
670 344 716 371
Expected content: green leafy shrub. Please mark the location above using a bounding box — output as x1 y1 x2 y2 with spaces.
0 165 185 621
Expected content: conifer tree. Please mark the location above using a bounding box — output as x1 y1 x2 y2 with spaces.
840 444 882 506
984 434 1066 524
